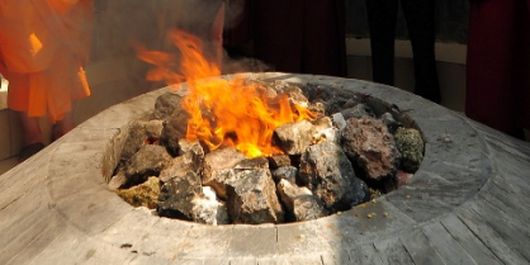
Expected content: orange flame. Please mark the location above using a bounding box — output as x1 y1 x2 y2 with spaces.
138 30 314 158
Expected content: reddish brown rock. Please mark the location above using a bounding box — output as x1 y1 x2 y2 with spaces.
160 112 190 156
341 117 400 180
202 148 246 199
120 119 164 163
125 145 172 186
267 154 291 169
152 92 185 120
159 152 201 183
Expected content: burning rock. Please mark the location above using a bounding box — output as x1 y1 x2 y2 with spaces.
190 186 230 225
117 177 160 209
394 127 424 172
226 164 284 224
277 179 327 221
341 117 400 180
273 120 315 155
298 140 369 209
152 92 185 120
271 166 298 184
202 148 246 199
160 112 190 156
157 171 202 220
125 145 172 186
120 119 164 163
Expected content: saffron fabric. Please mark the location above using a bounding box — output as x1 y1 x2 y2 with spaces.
0 0 93 122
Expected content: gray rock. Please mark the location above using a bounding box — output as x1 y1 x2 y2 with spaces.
160 112 189 156
157 171 202 220
117 177 160 209
271 166 298 184
267 154 291 169
120 120 164 163
159 152 201 183
226 165 284 224
178 139 204 159
277 179 327 221
341 117 400 180
312 116 339 143
273 120 315 155
298 141 369 209
202 148 246 199
190 186 230 225
125 145 172 186
381 112 401 133
152 92 185 120
331 112 347 130
341 104 375 120
394 127 424 172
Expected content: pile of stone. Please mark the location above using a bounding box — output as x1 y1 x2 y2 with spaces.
110 81 424 225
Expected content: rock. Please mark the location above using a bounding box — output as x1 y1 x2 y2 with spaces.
120 120 164 163
341 104 374 120
270 82 309 106
394 127 424 172
159 152 201 183
190 187 230 225
160 112 190 156
152 92 185 120
308 101 326 118
341 117 400 180
178 139 204 159
108 170 127 190
273 120 315 155
267 154 291 169
277 179 327 221
380 112 401 133
125 145 172 186
312 116 339 143
202 148 246 199
157 171 202 219
226 165 284 224
299 140 369 209
117 177 160 209
271 166 298 184
331 112 347 130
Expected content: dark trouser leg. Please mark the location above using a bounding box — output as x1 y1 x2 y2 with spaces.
365 0 398 85
401 0 440 103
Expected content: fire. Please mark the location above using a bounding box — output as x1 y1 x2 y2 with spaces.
138 30 314 158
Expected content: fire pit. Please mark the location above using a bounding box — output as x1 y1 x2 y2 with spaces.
1 73 529 264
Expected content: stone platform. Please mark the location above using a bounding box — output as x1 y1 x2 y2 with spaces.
1 73 529 265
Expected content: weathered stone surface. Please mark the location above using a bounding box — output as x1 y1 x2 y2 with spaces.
271 166 298 184
120 119 164 162
202 148 246 199
341 117 400 180
273 120 315 155
190 186 230 225
108 170 127 190
160 112 189 156
117 177 160 209
277 179 327 221
331 112 347 130
159 152 201 183
157 171 202 219
178 139 205 159
380 112 401 133
341 104 374 120
152 92 184 120
312 116 339 143
226 165 284 224
394 127 424 172
125 145 172 186
267 154 291 169
299 141 369 209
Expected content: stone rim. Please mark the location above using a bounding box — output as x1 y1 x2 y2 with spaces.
45 73 492 258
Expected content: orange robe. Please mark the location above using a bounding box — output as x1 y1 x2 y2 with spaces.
0 0 93 122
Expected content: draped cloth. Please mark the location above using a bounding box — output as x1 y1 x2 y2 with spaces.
466 0 530 137
0 0 93 122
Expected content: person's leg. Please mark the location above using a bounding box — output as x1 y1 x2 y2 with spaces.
400 0 440 103
365 0 398 85
18 111 43 145
52 112 74 141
